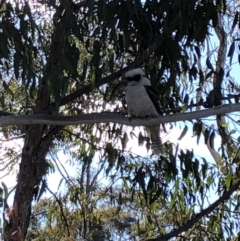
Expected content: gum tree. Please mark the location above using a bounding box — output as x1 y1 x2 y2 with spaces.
0 0 240 240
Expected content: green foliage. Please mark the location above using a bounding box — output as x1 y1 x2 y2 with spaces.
1 0 240 240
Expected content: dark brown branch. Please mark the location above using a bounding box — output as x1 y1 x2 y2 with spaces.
149 179 240 241
46 186 71 237
1 92 240 118
164 93 240 114
60 14 181 106
0 111 14 116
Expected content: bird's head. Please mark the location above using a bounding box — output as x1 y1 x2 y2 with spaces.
111 68 151 98
123 68 151 86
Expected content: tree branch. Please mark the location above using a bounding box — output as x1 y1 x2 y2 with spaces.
0 103 240 127
149 179 240 241
60 14 181 106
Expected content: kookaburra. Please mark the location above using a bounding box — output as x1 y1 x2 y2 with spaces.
123 68 164 156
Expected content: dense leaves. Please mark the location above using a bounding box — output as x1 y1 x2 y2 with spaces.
1 0 240 241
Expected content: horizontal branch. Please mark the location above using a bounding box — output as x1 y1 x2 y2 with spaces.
0 103 239 127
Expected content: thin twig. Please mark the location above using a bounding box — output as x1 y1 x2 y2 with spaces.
46 186 71 238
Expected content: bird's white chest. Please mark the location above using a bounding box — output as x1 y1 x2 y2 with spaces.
125 86 159 117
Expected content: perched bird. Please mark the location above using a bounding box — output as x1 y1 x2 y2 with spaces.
123 68 164 156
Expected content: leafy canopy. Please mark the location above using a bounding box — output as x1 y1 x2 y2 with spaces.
1 0 240 241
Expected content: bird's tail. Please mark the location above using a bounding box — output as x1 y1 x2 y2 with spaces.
145 125 163 156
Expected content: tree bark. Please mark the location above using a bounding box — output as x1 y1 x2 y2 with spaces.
6 1 69 239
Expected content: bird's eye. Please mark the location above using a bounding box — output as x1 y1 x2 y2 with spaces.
134 74 141 81
126 77 132 81
126 74 141 82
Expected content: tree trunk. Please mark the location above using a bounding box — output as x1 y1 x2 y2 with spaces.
6 1 70 239
14 126 57 239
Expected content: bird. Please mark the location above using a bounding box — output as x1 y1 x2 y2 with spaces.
123 68 164 156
